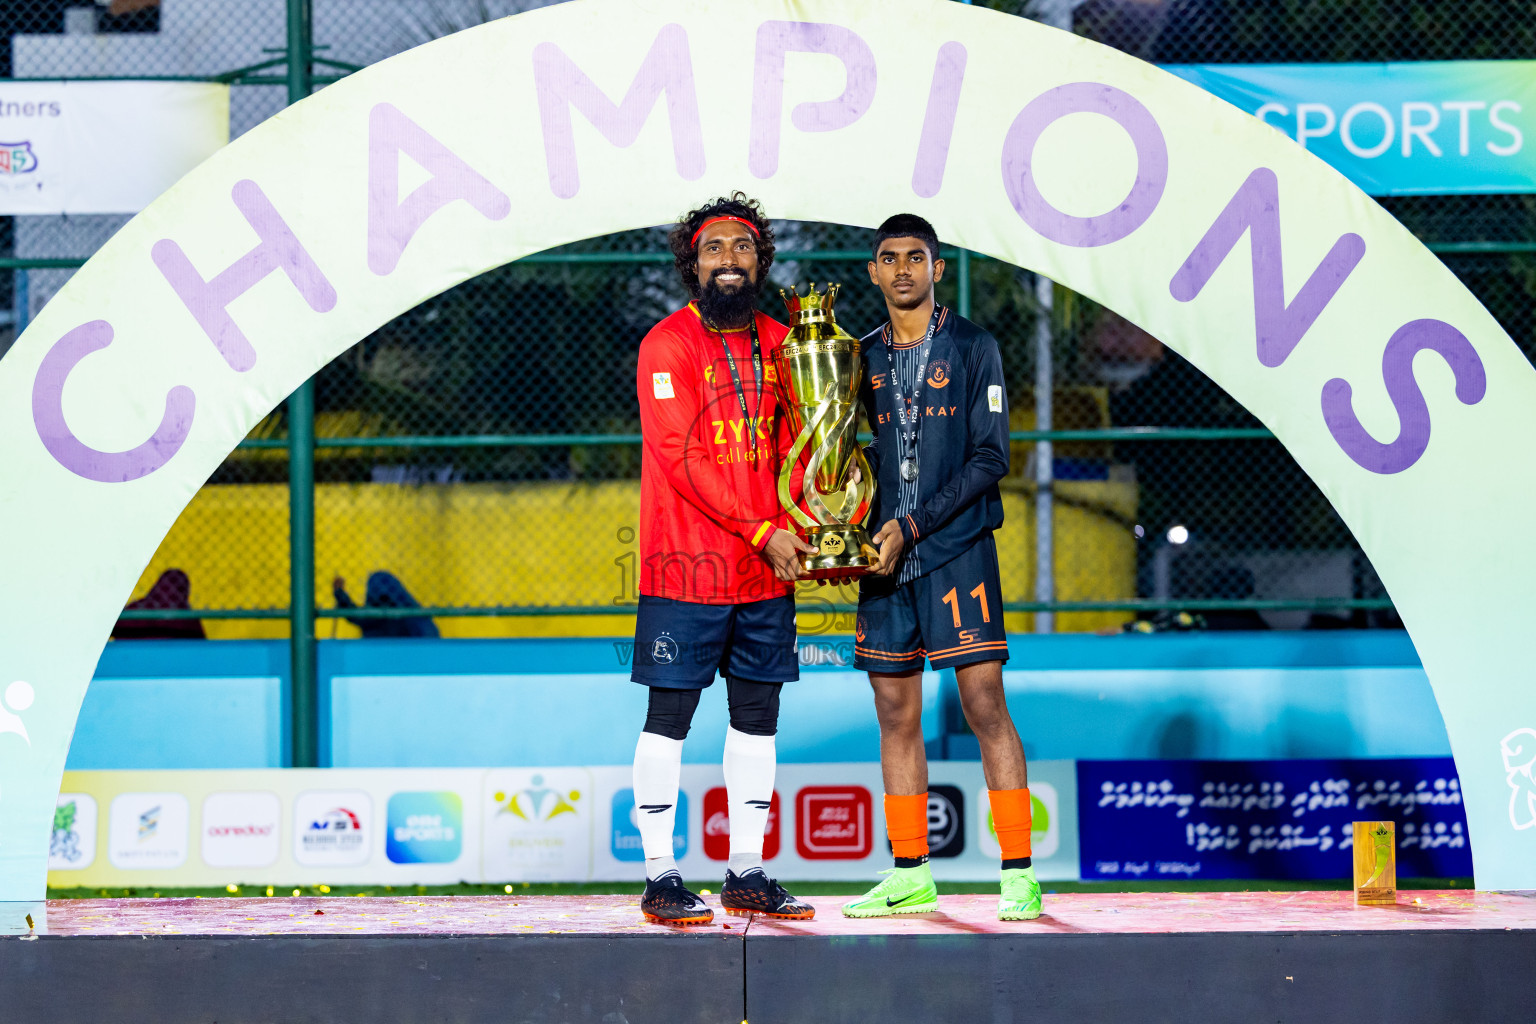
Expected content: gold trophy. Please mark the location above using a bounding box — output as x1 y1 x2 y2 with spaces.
774 284 879 578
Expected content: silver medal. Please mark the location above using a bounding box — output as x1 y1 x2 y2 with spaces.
900 458 919 482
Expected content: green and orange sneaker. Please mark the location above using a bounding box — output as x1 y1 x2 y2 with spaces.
841 863 939 918
998 865 1043 921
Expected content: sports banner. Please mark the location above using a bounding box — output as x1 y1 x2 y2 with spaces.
46 762 1080 888
1078 758 1472 881
1167 62 1536 195
0 81 229 214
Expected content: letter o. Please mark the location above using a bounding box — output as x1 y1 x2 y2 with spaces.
1001 82 1168 247
1341 102 1395 159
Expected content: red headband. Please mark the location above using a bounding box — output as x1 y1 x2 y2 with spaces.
691 215 761 248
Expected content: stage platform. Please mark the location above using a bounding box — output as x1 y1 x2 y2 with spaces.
4 890 1534 1023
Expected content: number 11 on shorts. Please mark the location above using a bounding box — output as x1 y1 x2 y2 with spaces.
942 583 991 628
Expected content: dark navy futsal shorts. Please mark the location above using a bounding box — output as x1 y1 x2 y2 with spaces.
854 533 1010 673
631 594 799 689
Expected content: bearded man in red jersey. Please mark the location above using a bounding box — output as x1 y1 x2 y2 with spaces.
630 192 819 925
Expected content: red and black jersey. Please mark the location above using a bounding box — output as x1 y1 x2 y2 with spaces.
636 304 805 604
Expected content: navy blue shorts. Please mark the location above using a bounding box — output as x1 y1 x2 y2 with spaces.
854 534 1009 673
631 594 799 689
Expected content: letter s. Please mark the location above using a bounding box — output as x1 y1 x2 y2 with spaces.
1320 318 1485 475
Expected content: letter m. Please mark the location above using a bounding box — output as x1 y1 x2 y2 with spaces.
1169 167 1366 368
533 24 704 199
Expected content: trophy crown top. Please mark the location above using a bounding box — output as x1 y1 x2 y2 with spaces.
779 283 841 323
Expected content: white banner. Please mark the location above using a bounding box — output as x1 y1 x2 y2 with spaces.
0 81 228 215
48 763 1080 888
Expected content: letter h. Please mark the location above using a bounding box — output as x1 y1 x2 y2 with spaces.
152 179 337 373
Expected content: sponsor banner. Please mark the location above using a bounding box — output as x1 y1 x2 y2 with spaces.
49 769 483 888
47 762 1080 887
0 81 229 214
1078 758 1472 881
1166 62 1536 195
48 793 96 872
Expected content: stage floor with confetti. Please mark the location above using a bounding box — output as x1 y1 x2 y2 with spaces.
5 890 1534 1023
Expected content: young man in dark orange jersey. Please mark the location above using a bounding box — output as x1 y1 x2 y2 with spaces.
630 192 818 925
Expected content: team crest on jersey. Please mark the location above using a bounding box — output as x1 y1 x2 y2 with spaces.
926 360 951 389
651 632 679 664
765 366 777 383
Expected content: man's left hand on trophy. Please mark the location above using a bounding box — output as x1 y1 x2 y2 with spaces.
765 528 820 582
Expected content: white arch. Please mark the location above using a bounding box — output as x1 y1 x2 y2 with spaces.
2 0 1534 914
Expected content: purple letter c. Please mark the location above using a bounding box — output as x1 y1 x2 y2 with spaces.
32 320 196 483
1001 82 1168 247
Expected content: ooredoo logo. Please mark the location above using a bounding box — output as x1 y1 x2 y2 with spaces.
702 786 780 861
202 791 281 869
795 786 872 860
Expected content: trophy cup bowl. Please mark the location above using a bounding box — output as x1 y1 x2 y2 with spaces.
774 283 878 579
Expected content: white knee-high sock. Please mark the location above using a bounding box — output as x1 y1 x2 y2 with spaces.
723 726 776 876
633 730 684 880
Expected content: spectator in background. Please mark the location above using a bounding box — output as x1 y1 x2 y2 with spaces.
333 572 439 638
112 569 205 640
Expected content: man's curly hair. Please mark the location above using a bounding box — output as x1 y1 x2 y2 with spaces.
669 191 776 299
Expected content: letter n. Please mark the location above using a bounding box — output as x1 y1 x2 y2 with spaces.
1169 167 1366 368
151 180 337 373
368 103 511 276
533 24 704 199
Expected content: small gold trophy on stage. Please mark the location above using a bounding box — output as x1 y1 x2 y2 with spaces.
1353 821 1397 904
773 284 878 579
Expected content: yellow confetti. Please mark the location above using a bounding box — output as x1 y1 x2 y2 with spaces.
319 884 331 893
225 884 240 894
292 889 301 897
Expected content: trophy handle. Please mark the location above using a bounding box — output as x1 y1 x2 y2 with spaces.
777 395 824 532
800 389 857 524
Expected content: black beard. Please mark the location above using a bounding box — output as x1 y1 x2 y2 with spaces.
697 270 760 329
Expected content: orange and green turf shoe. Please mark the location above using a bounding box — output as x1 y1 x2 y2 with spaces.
841 863 939 918
998 865 1043 921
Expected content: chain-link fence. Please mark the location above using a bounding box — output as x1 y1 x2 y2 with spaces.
5 0 1535 639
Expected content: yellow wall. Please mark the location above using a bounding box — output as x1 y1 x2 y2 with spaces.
130 478 1135 638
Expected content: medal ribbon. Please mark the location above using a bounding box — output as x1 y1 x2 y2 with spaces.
711 316 764 446
877 305 944 474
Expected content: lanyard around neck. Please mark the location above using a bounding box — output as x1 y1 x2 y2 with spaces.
708 315 763 437
877 304 944 463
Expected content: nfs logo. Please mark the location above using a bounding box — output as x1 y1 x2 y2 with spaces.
0 142 37 175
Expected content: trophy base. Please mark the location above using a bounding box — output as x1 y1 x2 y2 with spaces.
799 525 878 579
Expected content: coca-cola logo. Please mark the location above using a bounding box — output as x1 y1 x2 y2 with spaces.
702 787 780 860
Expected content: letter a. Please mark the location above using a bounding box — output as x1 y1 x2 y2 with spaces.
534 24 704 199
152 179 336 373
368 103 510 276
1169 167 1366 368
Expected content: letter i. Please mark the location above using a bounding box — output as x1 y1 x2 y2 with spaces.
911 42 968 198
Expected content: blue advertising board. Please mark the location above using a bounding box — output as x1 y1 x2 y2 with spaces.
1166 62 1536 195
1078 759 1472 880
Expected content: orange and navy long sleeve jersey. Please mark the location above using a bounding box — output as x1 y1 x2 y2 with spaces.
636 303 805 604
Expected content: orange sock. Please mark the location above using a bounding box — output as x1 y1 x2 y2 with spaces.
988 788 1033 861
884 793 929 861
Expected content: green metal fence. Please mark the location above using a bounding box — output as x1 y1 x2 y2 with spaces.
6 1 1536 717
